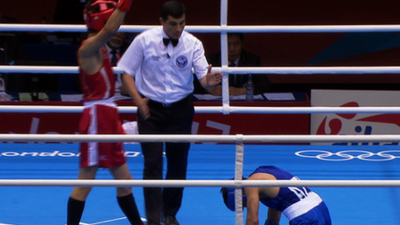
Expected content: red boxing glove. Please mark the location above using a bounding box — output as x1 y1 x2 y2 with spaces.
117 0 132 11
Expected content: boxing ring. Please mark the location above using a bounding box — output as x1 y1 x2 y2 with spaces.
2 0 400 224
2 142 400 225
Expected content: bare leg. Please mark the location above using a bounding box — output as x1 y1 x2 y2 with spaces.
109 163 133 196
67 165 99 225
70 165 99 200
110 163 143 225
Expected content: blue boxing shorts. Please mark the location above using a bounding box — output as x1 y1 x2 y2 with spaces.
289 201 331 225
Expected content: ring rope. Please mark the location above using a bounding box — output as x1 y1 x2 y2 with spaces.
2 24 400 33
0 179 399 187
0 134 400 143
0 105 400 114
219 0 232 116
2 66 400 74
234 134 245 222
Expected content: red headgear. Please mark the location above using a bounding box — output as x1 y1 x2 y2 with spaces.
84 0 118 31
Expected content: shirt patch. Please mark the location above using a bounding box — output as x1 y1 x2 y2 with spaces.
176 55 188 68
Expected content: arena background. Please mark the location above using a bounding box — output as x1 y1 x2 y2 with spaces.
1 0 400 94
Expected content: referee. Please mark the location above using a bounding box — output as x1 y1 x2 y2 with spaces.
118 1 222 225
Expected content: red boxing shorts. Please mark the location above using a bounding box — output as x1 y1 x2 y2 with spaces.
79 103 126 168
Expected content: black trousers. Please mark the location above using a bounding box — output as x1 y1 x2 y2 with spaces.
137 95 194 225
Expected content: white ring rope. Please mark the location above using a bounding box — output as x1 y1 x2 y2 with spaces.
0 65 81 74
0 179 399 187
0 134 400 143
2 24 400 33
1 105 400 114
2 66 400 74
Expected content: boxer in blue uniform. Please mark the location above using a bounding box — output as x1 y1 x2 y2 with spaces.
221 166 331 225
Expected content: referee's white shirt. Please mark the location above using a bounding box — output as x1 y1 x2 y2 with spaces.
118 26 209 104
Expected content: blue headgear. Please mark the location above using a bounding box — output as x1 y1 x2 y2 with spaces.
226 186 248 211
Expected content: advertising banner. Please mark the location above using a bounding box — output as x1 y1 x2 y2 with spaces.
310 89 400 145
0 101 310 144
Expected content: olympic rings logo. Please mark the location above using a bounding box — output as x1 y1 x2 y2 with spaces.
295 150 400 161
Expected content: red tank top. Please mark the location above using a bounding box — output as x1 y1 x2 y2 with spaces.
79 46 116 101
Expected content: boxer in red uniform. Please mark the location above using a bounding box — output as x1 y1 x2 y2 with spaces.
66 1 143 224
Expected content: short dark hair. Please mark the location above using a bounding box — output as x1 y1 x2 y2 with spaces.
160 1 186 21
228 33 244 42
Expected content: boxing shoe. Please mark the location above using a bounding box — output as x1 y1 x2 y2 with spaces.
161 215 180 225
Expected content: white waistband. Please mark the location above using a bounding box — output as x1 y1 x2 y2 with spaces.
83 97 117 109
283 192 323 221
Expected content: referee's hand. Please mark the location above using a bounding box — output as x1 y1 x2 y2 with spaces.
204 64 223 89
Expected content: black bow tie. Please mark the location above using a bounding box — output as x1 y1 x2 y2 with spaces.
110 50 118 66
163 38 179 47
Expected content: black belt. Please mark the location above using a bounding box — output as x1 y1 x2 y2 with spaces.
148 94 192 108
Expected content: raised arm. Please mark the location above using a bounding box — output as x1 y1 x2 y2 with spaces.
79 0 132 59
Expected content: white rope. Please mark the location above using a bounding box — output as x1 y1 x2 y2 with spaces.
0 105 86 113
2 24 400 33
234 134 245 225
215 66 400 74
0 65 110 74
234 135 244 180
219 0 231 115
2 66 400 74
226 25 400 33
1 134 400 143
1 105 400 114
224 106 400 114
0 179 399 187
218 2 243 223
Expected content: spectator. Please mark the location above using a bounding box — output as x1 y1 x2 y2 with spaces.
105 31 128 93
194 33 271 96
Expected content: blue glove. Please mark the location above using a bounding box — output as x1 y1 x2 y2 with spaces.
264 219 279 225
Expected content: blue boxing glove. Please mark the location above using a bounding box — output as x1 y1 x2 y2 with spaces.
264 219 279 225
